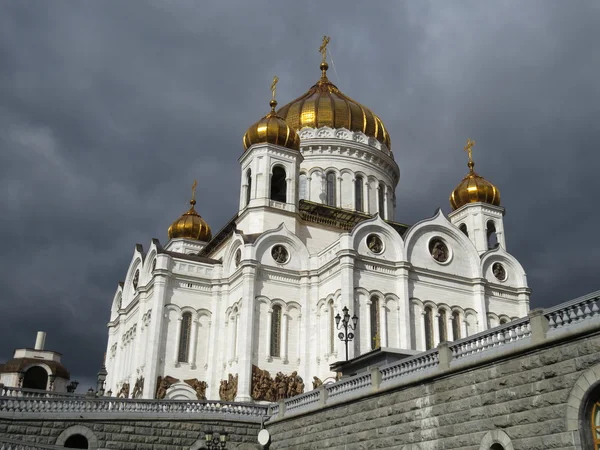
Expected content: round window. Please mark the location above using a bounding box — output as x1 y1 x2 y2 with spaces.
271 245 289 264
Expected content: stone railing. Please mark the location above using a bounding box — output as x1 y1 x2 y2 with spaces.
0 386 86 399
0 396 269 422
271 289 600 421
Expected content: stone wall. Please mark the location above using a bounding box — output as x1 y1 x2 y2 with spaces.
266 331 600 449
0 419 261 449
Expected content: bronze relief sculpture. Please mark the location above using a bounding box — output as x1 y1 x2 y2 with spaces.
251 365 305 401
184 378 208 400
155 375 179 399
219 373 238 401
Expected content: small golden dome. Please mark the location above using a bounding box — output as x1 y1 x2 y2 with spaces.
276 61 391 150
243 99 301 151
450 160 501 211
168 182 212 241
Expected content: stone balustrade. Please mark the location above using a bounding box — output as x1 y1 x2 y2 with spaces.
272 290 600 421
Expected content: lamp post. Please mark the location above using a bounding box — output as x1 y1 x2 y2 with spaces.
66 380 79 393
204 432 228 449
335 306 358 361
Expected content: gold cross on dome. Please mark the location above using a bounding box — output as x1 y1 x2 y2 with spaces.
191 180 198 201
464 138 476 163
319 35 331 63
270 76 279 100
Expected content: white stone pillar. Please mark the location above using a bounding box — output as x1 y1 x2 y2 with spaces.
397 264 411 349
461 318 468 339
383 186 389 220
336 176 342 207
189 317 199 368
448 317 455 341
379 302 388 347
265 308 273 361
474 279 488 332
204 321 212 370
338 250 355 359
351 177 356 211
296 313 302 365
419 311 427 351
364 181 370 214
286 176 293 204
376 184 382 218
306 176 312 202
226 316 234 363
364 300 372 352
173 316 182 366
433 314 441 347
235 263 257 402
281 312 289 364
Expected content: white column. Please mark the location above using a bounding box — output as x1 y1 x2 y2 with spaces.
351 177 356 211
226 318 234 364
364 300 372 352
338 251 355 359
326 305 333 356
286 176 293 204
396 306 402 348
173 316 182 366
336 176 342 207
397 265 411 349
265 308 273 361
383 185 389 220
142 272 168 398
419 311 427 351
461 318 468 338
306 176 312 202
376 184 382 217
235 263 257 402
474 279 488 332
204 321 212 370
364 181 371 214
189 317 199 368
379 302 388 348
296 313 302 364
281 312 289 364
433 314 441 347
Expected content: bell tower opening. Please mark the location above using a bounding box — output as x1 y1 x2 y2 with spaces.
270 166 287 203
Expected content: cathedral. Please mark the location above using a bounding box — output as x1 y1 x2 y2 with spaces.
104 41 530 403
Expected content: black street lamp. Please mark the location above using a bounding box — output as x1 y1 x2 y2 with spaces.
335 306 358 361
204 432 228 449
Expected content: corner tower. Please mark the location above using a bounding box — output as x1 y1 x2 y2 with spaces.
448 139 505 254
276 37 399 220
238 76 303 235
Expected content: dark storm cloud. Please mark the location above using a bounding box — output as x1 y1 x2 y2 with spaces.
1 1 598 387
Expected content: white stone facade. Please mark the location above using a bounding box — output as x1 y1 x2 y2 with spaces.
104 126 530 401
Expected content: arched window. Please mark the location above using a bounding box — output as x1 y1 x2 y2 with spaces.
459 223 468 237
299 173 307 201
424 307 434 350
178 313 192 363
370 296 381 350
23 366 48 390
270 305 282 357
378 183 385 218
452 311 461 340
64 434 89 448
487 221 499 249
270 166 287 203
246 169 252 206
438 309 448 343
325 172 336 206
355 176 364 212
328 301 335 354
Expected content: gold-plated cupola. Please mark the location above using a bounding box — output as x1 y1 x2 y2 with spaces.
168 181 212 241
450 139 501 210
242 76 301 151
276 36 391 150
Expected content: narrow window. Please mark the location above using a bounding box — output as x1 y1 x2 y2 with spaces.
378 183 385 217
487 221 498 249
328 301 334 354
459 223 468 237
299 173 307 201
246 169 252 206
270 305 282 357
370 296 381 350
439 309 448 342
270 166 287 203
452 311 461 340
355 176 364 212
424 307 434 350
326 172 336 206
178 313 192 363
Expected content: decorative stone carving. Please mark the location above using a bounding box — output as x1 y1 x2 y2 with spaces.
155 375 179 399
117 382 130 399
131 376 144 398
219 373 238 401
271 245 289 264
235 249 241 267
366 234 383 254
184 378 208 400
132 270 139 290
312 376 323 389
492 262 506 281
429 238 449 263
251 365 304 401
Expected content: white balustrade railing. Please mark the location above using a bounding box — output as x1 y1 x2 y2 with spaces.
326 372 371 399
0 386 85 399
545 290 600 330
380 349 438 383
283 389 320 413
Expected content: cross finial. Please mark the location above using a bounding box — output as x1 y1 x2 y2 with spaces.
464 138 476 170
191 180 198 203
319 35 331 63
270 76 279 100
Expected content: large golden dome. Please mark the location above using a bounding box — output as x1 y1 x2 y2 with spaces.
168 183 212 241
243 99 300 151
450 160 501 211
276 62 391 150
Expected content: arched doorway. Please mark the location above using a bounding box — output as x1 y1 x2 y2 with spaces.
22 366 48 390
64 434 89 448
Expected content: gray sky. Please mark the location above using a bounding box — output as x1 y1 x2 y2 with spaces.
1 1 599 390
